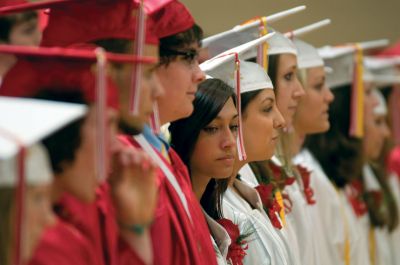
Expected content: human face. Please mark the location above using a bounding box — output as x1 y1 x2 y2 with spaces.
364 105 391 160
112 44 164 133
275 54 305 128
156 43 206 124
242 89 285 161
190 98 238 180
23 184 55 262
364 82 379 117
8 17 41 46
56 107 118 202
294 66 334 135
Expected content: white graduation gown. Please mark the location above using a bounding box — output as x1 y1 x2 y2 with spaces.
363 164 394 265
295 149 346 265
204 211 231 265
222 179 294 265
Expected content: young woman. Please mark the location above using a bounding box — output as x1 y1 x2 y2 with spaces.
206 59 295 265
169 78 238 264
362 89 398 265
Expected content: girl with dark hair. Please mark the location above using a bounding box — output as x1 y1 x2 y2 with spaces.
170 78 238 264
362 89 399 265
206 59 296 265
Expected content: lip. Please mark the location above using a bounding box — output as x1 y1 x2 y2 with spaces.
271 135 279 141
216 155 235 165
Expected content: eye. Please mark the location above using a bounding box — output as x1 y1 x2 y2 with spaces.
284 72 293 81
313 82 324 91
230 124 239 133
263 106 273 113
203 126 219 134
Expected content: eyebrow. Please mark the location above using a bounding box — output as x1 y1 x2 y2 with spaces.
214 113 239 120
261 97 274 104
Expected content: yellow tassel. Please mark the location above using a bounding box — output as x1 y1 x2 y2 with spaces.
369 228 376 265
349 44 365 138
275 190 286 226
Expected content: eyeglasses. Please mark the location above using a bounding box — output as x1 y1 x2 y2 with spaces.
160 48 199 65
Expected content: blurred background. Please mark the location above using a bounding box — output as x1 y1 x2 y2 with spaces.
181 0 400 47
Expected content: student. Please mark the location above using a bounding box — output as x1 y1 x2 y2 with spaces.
0 96 87 265
0 0 41 80
169 78 238 264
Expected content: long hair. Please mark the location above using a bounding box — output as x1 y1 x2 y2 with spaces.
304 85 364 188
169 78 235 219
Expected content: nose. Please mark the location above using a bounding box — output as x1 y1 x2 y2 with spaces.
382 123 391 139
221 127 236 150
192 62 206 85
273 106 286 129
150 72 165 99
324 85 335 103
293 77 306 99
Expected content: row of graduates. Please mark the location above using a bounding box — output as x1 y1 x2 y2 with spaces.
1 0 400 265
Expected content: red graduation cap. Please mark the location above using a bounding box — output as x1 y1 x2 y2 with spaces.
378 40 400 57
0 0 27 8
150 0 195 39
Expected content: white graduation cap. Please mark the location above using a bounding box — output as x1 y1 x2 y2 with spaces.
364 56 400 86
202 5 306 58
372 89 388 116
0 96 87 187
318 39 389 138
318 39 389 89
284 19 331 69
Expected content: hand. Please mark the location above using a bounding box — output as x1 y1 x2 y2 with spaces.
109 143 159 228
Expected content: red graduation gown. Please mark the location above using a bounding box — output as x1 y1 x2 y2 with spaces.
121 135 217 265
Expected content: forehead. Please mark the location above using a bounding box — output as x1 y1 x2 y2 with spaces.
217 98 237 118
279 53 297 69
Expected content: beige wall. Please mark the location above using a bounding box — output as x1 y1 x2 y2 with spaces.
181 0 400 48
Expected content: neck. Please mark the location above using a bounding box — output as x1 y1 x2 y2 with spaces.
229 159 246 187
191 172 211 201
51 178 64 203
292 130 306 156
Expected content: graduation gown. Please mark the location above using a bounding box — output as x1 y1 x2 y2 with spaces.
388 172 400 264
363 164 394 265
124 135 218 265
29 218 101 265
295 149 346 265
204 211 231 265
222 179 294 265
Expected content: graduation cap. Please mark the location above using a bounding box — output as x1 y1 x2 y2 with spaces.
202 5 306 58
0 44 154 183
200 32 275 161
0 96 87 265
364 56 400 86
318 39 389 138
372 89 387 116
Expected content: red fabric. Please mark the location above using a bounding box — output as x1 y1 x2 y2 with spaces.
346 180 368 217
150 1 194 38
388 146 400 178
297 165 316 205
0 57 119 109
56 184 119 265
378 40 400 57
121 135 218 265
40 0 159 47
0 0 27 7
29 219 101 265
216 219 247 265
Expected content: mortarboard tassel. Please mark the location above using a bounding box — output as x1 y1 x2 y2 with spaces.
349 44 365 138
95 48 108 182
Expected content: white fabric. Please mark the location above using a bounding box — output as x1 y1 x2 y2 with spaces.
239 163 259 187
293 38 324 69
339 189 372 265
295 149 346 265
363 164 394 265
372 90 388 116
205 60 273 94
222 179 294 265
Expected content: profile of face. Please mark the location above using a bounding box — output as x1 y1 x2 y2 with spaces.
364 104 391 160
22 184 55 262
242 89 285 162
275 54 305 128
190 98 238 179
111 44 164 133
294 66 334 135
156 43 206 124
8 16 41 46
364 82 379 117
57 107 118 202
